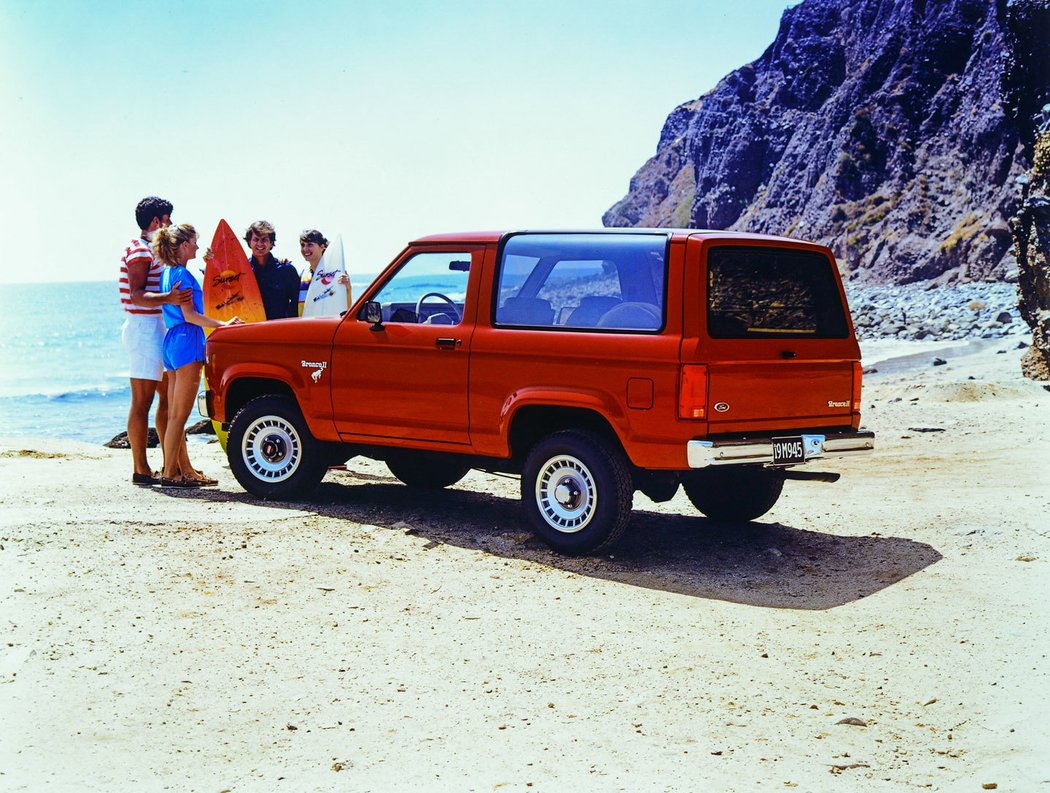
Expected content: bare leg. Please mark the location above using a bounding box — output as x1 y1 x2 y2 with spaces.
159 372 191 477
156 372 171 472
162 363 202 480
170 370 198 477
128 378 158 476
178 435 196 477
165 372 200 478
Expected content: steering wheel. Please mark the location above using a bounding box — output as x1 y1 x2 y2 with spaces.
415 291 462 323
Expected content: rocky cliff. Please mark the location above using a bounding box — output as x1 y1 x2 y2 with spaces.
1006 1 1050 378
604 0 1044 287
1013 123 1050 377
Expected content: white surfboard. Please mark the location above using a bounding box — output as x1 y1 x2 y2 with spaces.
302 235 349 317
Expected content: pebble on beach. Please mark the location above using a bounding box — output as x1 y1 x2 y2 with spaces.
846 282 1019 342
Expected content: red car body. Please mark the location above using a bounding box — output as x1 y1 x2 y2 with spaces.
203 229 873 554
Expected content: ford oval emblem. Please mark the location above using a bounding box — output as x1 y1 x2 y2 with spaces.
713 402 730 413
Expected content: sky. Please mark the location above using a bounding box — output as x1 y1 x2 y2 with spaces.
0 0 797 284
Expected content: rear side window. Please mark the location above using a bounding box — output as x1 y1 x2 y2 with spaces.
495 233 667 331
706 247 849 338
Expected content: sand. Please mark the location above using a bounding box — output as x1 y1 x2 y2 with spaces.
1 337 1048 792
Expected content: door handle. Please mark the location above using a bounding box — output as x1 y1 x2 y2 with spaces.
436 337 461 349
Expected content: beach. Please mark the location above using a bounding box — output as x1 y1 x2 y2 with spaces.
1 337 1048 791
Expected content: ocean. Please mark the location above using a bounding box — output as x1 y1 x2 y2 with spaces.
0 277 375 445
0 281 136 444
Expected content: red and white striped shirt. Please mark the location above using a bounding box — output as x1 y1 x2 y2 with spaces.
119 237 163 315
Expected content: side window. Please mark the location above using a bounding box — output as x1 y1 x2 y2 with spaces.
370 251 471 325
494 233 667 331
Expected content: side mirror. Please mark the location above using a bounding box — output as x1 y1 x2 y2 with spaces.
364 300 384 331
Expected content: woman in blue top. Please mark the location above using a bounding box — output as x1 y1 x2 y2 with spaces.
152 224 241 487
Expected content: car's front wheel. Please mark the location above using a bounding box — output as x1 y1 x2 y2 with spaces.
227 395 327 499
521 430 632 555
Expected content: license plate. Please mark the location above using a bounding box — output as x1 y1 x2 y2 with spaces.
772 436 806 465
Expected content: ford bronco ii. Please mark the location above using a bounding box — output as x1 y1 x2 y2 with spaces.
200 230 874 554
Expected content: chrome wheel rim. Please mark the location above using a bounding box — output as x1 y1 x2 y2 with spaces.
535 454 596 533
242 415 301 482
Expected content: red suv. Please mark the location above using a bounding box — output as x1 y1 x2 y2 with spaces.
201 230 874 554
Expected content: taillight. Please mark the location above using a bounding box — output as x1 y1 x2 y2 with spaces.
852 361 863 412
679 364 709 419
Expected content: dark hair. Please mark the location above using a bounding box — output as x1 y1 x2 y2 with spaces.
299 229 329 247
135 196 174 230
244 220 276 246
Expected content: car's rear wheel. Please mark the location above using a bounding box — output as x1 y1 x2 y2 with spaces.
683 467 784 522
386 454 470 489
228 395 327 499
521 430 632 555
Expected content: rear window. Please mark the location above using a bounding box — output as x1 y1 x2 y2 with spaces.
706 247 849 338
495 233 667 331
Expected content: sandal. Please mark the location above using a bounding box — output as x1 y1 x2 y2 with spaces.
190 475 218 486
132 471 160 486
159 476 200 489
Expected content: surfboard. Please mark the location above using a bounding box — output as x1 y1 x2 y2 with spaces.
203 219 267 326
203 218 267 449
301 235 349 317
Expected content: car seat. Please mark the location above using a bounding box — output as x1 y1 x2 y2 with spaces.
498 297 555 326
566 295 622 327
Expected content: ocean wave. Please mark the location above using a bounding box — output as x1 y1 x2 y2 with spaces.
0 383 131 401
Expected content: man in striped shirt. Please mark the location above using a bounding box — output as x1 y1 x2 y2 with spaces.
119 196 192 485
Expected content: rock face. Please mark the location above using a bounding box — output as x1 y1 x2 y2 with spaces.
1006 2 1050 379
1014 120 1050 378
604 0 1038 286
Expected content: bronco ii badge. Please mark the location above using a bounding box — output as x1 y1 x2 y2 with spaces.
301 360 328 383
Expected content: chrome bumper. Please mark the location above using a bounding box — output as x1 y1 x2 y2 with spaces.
687 430 875 468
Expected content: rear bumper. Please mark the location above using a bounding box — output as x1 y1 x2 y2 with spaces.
687 430 875 468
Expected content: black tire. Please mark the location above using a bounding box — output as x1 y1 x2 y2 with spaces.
227 395 327 499
386 454 470 489
683 467 784 522
521 430 633 555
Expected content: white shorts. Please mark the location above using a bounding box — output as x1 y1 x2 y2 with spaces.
122 313 167 382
